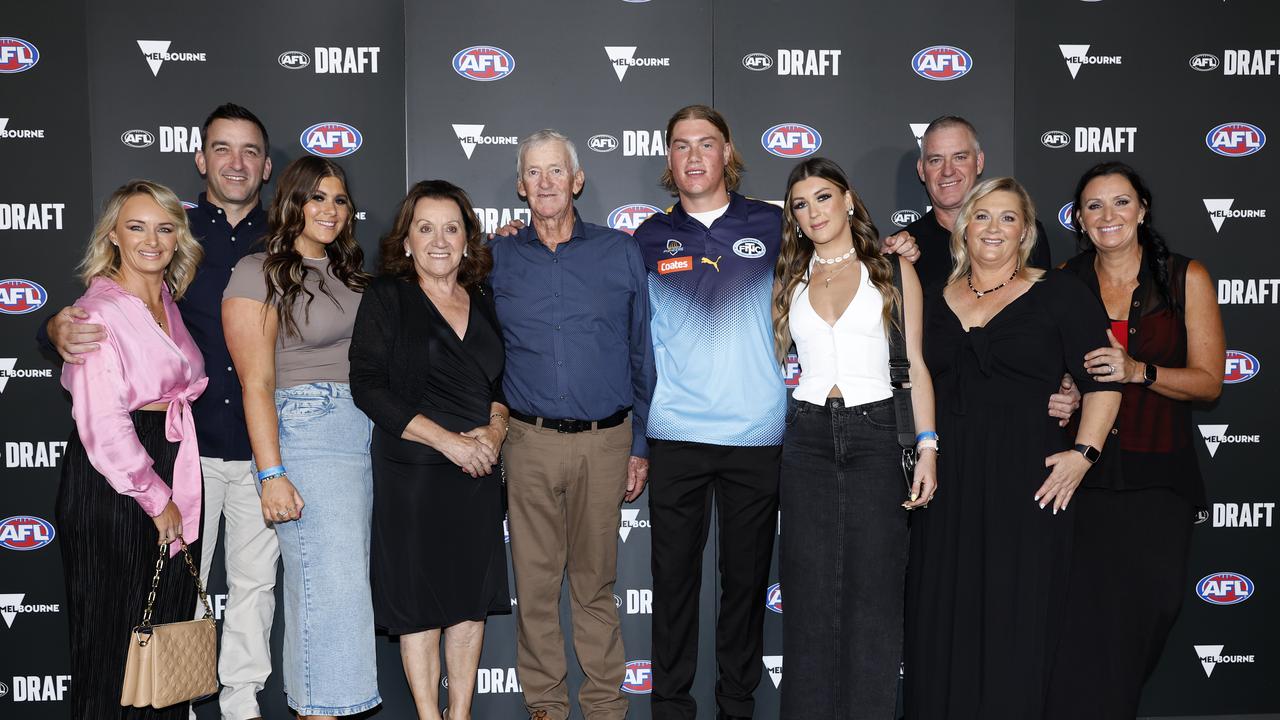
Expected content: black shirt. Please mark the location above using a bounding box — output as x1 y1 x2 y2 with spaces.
905 210 1052 296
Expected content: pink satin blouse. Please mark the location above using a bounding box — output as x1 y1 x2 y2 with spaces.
61 276 207 555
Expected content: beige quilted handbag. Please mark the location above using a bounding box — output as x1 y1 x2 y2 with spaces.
120 537 218 709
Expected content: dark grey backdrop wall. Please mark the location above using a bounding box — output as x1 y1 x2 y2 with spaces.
2 1 1276 718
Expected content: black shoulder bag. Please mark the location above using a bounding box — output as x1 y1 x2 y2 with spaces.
887 255 917 497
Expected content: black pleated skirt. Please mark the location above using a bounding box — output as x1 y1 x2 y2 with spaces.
56 410 202 719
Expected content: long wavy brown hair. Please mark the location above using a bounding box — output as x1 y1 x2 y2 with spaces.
379 180 492 287
260 156 370 338
773 157 900 365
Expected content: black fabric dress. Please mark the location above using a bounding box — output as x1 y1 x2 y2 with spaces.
350 277 511 634
904 270 1114 719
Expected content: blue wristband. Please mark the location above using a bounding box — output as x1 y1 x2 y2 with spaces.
915 431 938 443
256 465 286 481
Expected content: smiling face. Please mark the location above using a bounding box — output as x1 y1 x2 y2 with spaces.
788 175 855 254
963 189 1027 269
517 140 584 223
667 118 732 209
918 124 985 214
1077 173 1146 253
294 175 350 257
110 193 179 283
404 196 467 282
195 118 271 209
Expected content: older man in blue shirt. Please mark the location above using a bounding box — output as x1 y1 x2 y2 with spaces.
489 129 655 720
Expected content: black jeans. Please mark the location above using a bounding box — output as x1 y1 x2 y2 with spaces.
779 397 909 720
648 440 782 720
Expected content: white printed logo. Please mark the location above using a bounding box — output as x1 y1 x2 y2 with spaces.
762 655 783 689
1059 44 1122 79
136 40 206 77
1202 198 1266 233
909 123 929 149
604 46 670 81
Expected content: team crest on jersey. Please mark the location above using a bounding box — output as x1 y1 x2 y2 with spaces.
664 239 684 256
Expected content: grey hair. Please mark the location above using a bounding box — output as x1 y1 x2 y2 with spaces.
919 115 983 158
516 129 580 177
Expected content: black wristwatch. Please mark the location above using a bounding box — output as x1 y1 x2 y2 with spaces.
1142 363 1158 387
1073 444 1101 464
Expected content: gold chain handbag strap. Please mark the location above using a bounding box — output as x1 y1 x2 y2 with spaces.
135 535 214 646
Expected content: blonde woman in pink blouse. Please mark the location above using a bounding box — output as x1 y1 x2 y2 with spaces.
56 180 208 719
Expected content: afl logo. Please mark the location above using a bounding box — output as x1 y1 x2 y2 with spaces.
1206 122 1265 157
1224 350 1260 384
278 51 311 70
1041 130 1071 149
892 209 921 227
300 122 363 157
911 45 972 81
0 38 40 74
733 237 766 259
742 52 773 71
0 516 56 551
588 134 619 152
608 203 660 235
121 129 156 148
452 45 515 81
1189 54 1219 72
621 660 653 694
1058 202 1076 231
765 582 783 614
1196 572 1253 605
761 123 822 158
0 279 48 315
613 593 623 608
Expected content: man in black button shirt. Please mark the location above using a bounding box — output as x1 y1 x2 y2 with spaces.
906 115 1052 295
43 103 279 720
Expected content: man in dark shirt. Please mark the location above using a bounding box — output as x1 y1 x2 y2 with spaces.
488 129 655 720
907 115 1052 294
43 103 278 720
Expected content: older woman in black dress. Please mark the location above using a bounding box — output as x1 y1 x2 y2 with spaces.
350 180 510 720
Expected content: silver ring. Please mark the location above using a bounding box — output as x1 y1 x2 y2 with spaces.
277 510 286 518
1107 364 1115 375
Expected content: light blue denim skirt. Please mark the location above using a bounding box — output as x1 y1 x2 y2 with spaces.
267 382 380 716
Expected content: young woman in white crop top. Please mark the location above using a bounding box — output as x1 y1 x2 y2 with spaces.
770 157 936 719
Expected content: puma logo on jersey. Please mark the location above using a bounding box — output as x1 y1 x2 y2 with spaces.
701 255 721 272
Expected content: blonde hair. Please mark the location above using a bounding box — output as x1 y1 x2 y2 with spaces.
660 104 746 194
78 180 203 298
948 176 1045 286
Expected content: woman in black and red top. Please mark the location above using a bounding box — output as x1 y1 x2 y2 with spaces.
1047 162 1225 719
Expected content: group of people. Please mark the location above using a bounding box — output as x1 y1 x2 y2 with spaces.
43 101 1224 720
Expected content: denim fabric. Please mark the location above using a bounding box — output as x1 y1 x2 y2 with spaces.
779 397 909 720
267 382 380 716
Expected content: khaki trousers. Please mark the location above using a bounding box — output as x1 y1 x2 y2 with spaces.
504 416 632 720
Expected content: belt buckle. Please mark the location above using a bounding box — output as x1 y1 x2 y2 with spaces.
556 418 582 434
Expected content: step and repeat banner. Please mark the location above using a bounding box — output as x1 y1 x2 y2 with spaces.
2 0 1276 718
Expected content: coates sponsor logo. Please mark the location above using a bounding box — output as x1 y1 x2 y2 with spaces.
1195 644 1256 677
452 45 514 81
782 351 801 387
0 38 39 73
1225 350 1260 384
6 441 67 468
136 40 206 77
1190 53 1220 72
1223 49 1280 76
588 134 619 152
0 593 61 628
734 238 766 259
762 123 821 158
604 46 670 81
743 52 773 71
1059 44 1122 79
608 204 660 235
0 118 44 140
1218 278 1280 305
891 209 922 227
0 358 54 393
621 660 652 694
765 582 783 614
1197 572 1254 606
1041 130 1071 149
1213 502 1275 528
452 124 518 159
658 256 693 275
121 129 155 148
1203 199 1266 232
278 50 310 69
618 508 651 541
0 516 55 551
1198 424 1261 458
0 279 47 315
911 45 972 81
1058 202 1076 231
762 655 783 689
300 122 362 158
1206 122 1266 157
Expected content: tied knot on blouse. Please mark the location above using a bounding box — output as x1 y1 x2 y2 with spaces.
952 325 996 416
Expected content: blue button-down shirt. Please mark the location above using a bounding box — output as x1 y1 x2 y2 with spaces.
488 211 656 457
180 193 266 461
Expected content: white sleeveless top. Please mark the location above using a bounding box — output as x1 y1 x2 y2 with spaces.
789 260 892 406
